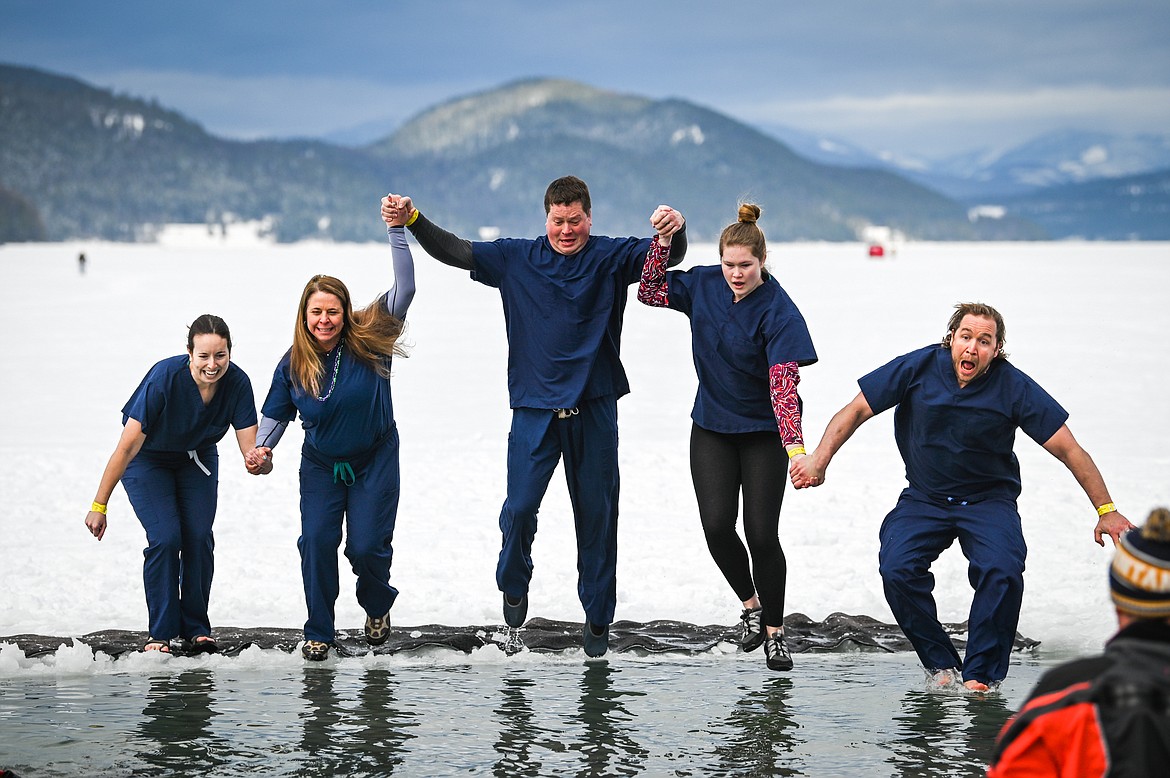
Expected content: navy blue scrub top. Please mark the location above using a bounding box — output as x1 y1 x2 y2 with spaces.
858 345 1069 502
666 266 817 434
123 355 257 453
471 234 652 409
262 347 395 461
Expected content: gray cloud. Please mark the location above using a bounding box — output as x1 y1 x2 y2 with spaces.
3 0 1167 156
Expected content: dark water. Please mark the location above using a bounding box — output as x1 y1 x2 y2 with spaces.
0 650 1055 777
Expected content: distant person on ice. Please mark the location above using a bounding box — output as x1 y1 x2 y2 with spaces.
85 314 263 655
248 202 416 662
637 203 817 672
790 302 1133 691
987 506 1170 776
383 176 686 657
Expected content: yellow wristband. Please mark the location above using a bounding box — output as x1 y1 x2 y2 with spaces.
404 209 419 227
91 501 107 515
787 446 806 459
1096 502 1116 517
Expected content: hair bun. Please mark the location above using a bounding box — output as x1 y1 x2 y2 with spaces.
737 203 761 224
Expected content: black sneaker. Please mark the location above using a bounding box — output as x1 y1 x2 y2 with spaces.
583 621 609 658
739 607 764 652
503 593 528 628
764 633 793 671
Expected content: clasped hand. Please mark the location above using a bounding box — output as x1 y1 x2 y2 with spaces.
650 205 683 243
381 194 414 227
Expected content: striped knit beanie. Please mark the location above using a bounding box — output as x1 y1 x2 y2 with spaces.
1110 507 1170 617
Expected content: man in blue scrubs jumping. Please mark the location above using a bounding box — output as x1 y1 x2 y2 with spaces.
383 178 686 656
790 302 1134 690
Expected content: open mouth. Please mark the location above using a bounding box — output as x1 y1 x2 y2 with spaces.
961 359 976 372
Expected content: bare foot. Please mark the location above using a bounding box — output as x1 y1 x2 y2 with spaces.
928 668 960 688
964 679 990 692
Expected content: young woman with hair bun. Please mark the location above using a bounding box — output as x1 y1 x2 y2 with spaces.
640 203 817 671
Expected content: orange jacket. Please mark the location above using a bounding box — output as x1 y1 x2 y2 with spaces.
987 620 1170 778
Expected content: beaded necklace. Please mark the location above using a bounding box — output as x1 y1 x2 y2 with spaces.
316 339 343 402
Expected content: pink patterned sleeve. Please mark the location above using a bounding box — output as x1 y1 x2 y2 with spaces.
769 362 804 447
637 236 671 308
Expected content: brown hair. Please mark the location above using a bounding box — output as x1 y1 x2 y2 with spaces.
942 302 1008 360
544 176 591 215
719 203 768 274
290 274 408 396
188 314 232 352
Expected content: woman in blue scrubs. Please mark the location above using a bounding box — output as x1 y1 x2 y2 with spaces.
85 314 261 654
251 202 416 661
639 203 817 671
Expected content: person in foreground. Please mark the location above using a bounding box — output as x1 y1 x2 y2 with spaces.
249 202 415 661
383 176 686 657
638 203 816 671
790 302 1134 690
987 506 1170 776
85 315 262 654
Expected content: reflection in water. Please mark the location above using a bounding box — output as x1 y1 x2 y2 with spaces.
298 666 418 776
3 652 1053 775
569 662 648 777
888 690 1013 778
712 675 803 776
493 673 550 777
137 670 228 774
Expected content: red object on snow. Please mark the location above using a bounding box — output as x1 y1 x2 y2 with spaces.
868 244 885 257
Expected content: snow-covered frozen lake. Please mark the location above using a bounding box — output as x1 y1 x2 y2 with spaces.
1 238 1166 656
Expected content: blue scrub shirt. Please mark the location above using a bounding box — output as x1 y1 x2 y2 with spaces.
471 234 652 409
123 355 257 452
859 345 1068 502
262 348 396 461
665 267 817 434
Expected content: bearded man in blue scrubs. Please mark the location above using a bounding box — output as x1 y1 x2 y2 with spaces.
791 302 1134 690
383 177 686 657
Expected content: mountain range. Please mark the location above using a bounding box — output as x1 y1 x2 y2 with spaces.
768 125 1170 201
1 63 1166 243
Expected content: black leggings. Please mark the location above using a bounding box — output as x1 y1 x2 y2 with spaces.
690 423 788 628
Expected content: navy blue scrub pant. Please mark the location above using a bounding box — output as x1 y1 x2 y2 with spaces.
497 396 619 627
878 488 1026 684
298 428 400 643
122 447 219 641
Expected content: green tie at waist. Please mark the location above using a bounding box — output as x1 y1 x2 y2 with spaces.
333 461 356 485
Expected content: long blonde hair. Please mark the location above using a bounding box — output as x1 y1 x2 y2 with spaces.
290 274 408 396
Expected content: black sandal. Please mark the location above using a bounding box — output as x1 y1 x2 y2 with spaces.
189 635 218 655
143 638 172 654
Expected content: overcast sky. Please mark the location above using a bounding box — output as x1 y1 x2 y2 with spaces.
4 0 1168 159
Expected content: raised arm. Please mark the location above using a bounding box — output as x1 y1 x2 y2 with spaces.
651 204 687 267
382 194 474 271
1041 424 1135 546
790 391 875 489
383 226 416 318
85 419 147 540
637 236 672 307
